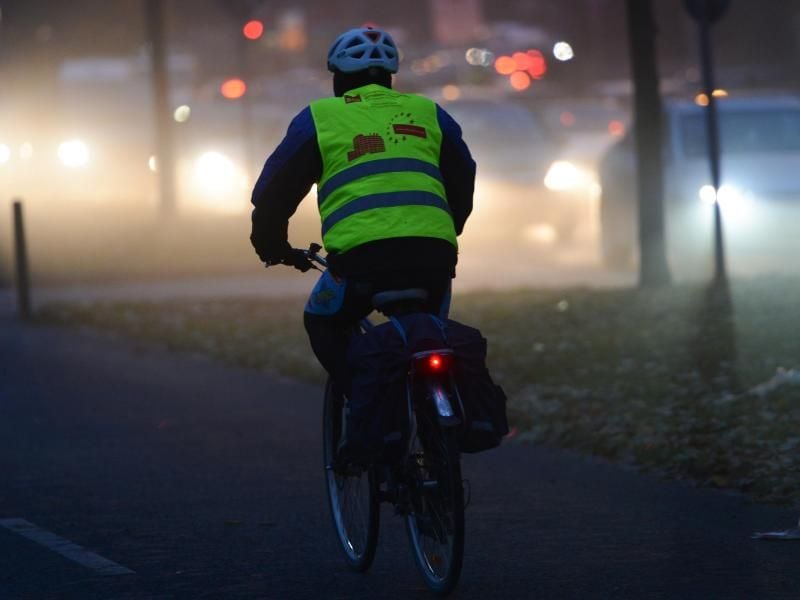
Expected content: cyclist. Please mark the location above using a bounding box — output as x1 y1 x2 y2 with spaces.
250 26 475 398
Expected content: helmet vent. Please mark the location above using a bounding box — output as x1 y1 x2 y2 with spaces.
370 48 382 59
345 37 362 49
365 31 381 42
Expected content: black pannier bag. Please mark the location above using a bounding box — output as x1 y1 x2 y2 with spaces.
346 314 509 457
445 320 510 453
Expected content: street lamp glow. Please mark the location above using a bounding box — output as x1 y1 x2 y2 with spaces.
58 139 90 168
0 143 10 165
173 104 191 123
553 41 574 62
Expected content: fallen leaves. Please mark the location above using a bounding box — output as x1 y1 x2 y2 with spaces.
37 277 800 504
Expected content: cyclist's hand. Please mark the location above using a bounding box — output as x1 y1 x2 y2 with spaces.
282 248 313 272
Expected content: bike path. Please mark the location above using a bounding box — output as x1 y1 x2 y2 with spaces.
1 316 799 599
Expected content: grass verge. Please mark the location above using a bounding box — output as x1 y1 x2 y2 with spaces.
38 276 800 504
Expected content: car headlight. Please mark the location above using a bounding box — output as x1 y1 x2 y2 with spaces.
544 160 595 192
58 139 90 168
698 184 745 208
188 150 249 213
193 151 244 192
697 184 753 224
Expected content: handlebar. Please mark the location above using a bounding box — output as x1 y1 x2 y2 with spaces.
263 242 327 271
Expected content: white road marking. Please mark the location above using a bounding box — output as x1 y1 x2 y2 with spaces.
0 518 135 576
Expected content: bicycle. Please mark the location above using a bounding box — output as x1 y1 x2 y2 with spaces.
275 243 466 596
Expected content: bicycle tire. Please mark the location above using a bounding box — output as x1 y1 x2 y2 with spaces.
322 378 380 572
405 418 465 596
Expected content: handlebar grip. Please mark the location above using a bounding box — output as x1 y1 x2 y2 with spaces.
308 242 322 255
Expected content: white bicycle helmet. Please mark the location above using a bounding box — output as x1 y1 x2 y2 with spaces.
326 27 399 74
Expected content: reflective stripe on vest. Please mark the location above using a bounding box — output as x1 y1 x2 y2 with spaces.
321 190 451 236
309 85 457 254
317 157 443 206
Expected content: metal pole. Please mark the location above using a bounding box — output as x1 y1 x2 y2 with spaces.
698 15 727 284
12 200 31 320
145 0 176 216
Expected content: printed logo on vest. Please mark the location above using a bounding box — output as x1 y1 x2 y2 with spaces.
386 112 427 144
347 133 386 162
344 94 362 104
392 124 427 138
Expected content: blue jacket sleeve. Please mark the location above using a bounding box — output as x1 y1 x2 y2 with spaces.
437 105 475 235
250 107 321 261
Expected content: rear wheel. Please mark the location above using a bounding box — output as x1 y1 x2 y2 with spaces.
323 379 379 571
405 420 464 596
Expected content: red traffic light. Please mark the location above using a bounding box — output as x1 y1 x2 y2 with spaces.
243 19 264 40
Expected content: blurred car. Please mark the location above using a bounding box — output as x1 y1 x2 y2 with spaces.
444 99 594 245
598 95 800 270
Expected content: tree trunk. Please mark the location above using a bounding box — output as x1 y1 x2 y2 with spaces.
625 0 672 287
145 0 176 216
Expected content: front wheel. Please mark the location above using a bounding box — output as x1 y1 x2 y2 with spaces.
405 423 465 596
323 379 379 571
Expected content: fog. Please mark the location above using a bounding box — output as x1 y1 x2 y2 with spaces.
1 0 800 297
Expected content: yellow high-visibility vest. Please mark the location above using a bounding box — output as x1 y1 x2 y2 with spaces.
310 84 457 254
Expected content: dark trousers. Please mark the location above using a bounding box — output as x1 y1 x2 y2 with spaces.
303 269 452 393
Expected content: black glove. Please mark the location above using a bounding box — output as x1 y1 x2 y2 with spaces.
282 248 313 272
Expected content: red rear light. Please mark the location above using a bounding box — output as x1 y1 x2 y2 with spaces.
413 351 453 376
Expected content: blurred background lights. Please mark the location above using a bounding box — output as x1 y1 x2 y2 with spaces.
148 155 158 173
465 47 494 67
220 78 247 99
58 139 89 168
524 223 558 245
560 111 576 127
699 184 745 207
173 104 191 123
442 84 461 101
509 71 531 91
525 49 547 79
699 184 717 205
242 19 264 40
494 55 516 75
553 41 575 62
0 143 10 165
608 120 626 137
695 89 729 106
194 151 237 192
19 142 34 160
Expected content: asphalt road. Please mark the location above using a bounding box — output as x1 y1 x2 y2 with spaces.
2 315 800 599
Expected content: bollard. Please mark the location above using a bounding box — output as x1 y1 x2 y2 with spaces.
12 200 31 320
